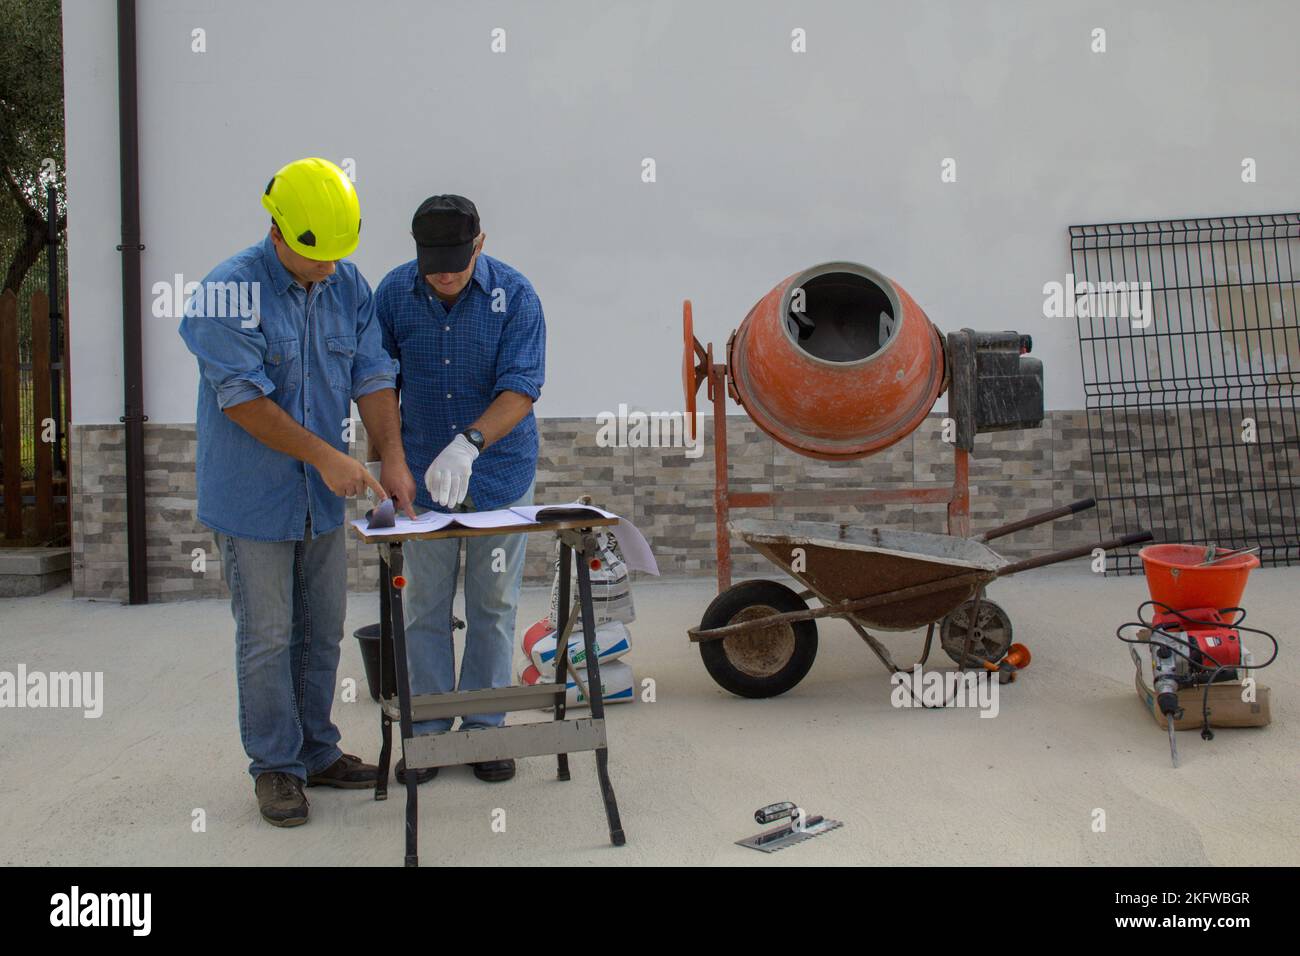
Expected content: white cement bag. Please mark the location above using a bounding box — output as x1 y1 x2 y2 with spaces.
522 618 631 677
518 660 635 709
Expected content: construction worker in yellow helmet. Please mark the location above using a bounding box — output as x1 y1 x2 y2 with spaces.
180 157 417 828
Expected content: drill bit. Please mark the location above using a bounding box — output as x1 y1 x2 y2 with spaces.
1167 718 1179 768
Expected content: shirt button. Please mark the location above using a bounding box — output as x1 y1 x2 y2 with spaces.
443 358 450 365
446 393 452 399
443 326 450 332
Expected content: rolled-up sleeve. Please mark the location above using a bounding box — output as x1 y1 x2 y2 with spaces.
178 281 275 410
494 287 546 401
376 279 402 394
351 272 400 400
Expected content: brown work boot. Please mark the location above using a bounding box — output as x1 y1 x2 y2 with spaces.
471 758 516 782
395 758 439 785
255 772 309 827
306 753 378 789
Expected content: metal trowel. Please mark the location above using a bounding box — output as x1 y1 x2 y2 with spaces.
367 497 397 530
736 801 843 853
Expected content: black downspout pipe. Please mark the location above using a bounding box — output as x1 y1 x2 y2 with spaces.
46 184 63 476
117 0 148 604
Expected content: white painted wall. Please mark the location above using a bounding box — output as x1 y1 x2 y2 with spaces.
64 0 1300 424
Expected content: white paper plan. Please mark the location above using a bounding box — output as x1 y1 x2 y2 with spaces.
353 502 659 575
509 504 659 575
351 507 533 538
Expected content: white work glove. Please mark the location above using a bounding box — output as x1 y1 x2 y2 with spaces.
424 434 479 508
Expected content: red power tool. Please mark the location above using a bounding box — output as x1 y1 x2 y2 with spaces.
1149 606 1244 674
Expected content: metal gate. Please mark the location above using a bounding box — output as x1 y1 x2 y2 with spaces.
1071 213 1300 572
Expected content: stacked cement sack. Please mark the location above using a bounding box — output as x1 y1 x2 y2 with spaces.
518 524 637 707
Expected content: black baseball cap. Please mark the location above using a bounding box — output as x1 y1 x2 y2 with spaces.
412 195 480 274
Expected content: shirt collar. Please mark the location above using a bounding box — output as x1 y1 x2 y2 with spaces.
261 233 338 295
470 254 490 293
409 254 492 297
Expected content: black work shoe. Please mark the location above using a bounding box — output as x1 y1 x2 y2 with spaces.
395 758 439 785
471 758 516 782
306 753 378 789
255 772 309 827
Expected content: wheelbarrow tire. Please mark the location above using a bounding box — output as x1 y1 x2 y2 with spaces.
940 598 1013 668
698 579 818 698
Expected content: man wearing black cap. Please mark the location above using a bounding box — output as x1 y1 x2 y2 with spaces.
374 196 546 784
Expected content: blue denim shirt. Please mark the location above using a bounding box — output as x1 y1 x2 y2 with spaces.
375 254 545 512
179 235 399 541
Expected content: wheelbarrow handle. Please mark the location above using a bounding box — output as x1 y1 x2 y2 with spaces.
997 529 1153 577
976 498 1097 542
1116 530 1155 548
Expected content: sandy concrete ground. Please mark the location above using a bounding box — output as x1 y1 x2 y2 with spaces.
0 566 1296 866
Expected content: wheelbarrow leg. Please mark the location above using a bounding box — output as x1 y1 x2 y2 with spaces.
954 588 984 672
845 618 904 673
851 616 977 709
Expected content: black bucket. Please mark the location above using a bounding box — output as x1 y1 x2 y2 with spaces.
354 624 396 702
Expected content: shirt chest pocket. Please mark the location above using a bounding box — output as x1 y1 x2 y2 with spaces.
325 334 356 394
264 337 301 394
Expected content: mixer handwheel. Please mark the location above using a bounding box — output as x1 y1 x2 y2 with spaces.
940 599 1013 668
698 580 818 698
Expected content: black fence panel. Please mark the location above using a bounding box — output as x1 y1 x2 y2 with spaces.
1071 213 1300 573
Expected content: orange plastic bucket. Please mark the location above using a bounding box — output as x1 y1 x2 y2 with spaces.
1139 544 1259 610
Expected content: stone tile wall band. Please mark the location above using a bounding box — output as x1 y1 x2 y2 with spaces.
73 411 1111 601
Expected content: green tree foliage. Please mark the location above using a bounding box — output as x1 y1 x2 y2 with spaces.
0 0 65 294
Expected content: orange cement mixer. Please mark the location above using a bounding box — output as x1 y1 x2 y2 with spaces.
728 261 947 460
683 261 1044 589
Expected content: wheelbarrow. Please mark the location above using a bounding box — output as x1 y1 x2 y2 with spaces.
686 498 1152 697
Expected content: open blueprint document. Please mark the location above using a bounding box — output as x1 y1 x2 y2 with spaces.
352 502 658 575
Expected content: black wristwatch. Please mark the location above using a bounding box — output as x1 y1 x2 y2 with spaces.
461 427 486 451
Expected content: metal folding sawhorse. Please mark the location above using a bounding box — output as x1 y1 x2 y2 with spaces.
354 516 627 866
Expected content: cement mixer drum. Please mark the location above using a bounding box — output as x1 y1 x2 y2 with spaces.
727 262 947 460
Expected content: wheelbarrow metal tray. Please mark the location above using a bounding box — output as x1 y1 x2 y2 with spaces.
729 518 1008 630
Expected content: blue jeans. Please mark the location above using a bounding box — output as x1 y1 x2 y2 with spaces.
403 480 534 735
219 519 347 781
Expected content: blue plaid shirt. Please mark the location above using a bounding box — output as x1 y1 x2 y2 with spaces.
375 254 545 512
179 235 399 541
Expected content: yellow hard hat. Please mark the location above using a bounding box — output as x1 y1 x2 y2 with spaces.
260 157 361 261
